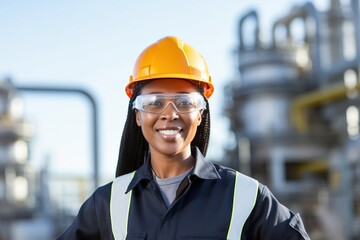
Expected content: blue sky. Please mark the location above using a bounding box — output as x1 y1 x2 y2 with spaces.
0 0 325 182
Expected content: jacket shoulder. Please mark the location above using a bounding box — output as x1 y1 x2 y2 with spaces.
213 164 257 182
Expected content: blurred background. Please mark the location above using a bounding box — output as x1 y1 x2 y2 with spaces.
0 0 359 239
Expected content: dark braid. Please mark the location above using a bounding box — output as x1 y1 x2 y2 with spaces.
116 83 148 177
115 82 211 177
191 95 210 156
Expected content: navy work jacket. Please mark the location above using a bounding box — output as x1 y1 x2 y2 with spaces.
57 148 310 240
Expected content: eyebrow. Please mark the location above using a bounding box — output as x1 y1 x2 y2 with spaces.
144 91 193 95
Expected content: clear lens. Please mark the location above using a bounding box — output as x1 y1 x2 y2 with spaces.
133 93 206 113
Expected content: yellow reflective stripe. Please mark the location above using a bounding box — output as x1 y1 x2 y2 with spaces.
227 171 259 239
124 188 133 238
110 171 136 240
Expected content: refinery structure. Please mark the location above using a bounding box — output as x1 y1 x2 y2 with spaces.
1 0 360 239
224 0 360 239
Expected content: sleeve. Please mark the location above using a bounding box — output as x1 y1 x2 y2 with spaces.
242 184 311 240
56 183 113 240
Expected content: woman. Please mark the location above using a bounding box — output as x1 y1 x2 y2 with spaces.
58 36 310 240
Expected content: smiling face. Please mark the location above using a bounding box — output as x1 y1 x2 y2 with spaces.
135 79 203 160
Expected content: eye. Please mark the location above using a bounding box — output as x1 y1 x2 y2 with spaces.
177 98 193 106
148 99 163 106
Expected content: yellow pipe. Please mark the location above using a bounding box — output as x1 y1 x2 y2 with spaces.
291 82 360 132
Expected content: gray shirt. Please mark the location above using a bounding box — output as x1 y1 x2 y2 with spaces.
153 167 193 208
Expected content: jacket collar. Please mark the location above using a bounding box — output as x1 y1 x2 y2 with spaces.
126 147 220 193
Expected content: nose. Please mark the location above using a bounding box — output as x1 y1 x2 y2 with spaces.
160 102 179 120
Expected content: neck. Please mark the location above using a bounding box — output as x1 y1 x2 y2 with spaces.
150 152 195 179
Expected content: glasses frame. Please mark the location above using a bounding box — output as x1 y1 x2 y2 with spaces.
133 93 206 114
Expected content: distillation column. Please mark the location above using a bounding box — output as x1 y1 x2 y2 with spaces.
0 80 41 239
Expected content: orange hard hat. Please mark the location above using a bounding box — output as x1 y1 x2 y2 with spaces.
125 36 214 98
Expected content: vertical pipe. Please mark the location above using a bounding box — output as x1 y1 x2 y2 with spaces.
238 10 260 51
352 0 360 63
15 86 100 190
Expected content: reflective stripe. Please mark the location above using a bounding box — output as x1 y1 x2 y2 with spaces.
227 171 259 240
110 171 135 240
110 170 258 240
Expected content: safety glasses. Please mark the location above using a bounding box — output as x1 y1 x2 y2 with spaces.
133 93 206 114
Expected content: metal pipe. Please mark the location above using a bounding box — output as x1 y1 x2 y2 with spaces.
15 85 100 189
291 82 360 132
238 10 260 51
271 2 321 78
291 0 360 132
352 0 360 63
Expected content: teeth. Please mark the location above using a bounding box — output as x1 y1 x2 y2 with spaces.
159 129 180 135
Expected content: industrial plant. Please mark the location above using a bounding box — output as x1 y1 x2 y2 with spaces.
0 0 359 239
223 0 360 239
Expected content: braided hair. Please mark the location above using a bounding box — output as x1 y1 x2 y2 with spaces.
115 82 211 177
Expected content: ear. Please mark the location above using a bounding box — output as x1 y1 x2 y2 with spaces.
135 110 142 126
197 110 203 126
